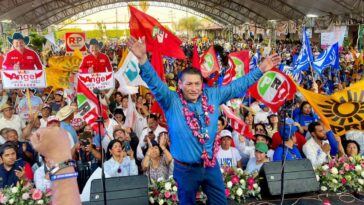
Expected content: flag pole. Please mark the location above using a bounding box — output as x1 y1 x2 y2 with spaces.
26 88 33 115
44 87 54 103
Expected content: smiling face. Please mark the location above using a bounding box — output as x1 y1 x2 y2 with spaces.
178 74 203 103
109 141 123 158
13 39 26 53
90 44 100 56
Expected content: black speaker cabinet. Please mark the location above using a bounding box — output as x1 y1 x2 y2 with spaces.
259 159 320 196
90 175 148 205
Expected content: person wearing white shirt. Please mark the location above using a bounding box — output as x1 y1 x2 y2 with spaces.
302 122 331 168
217 130 242 168
136 114 166 160
34 156 52 192
0 104 26 140
253 104 270 124
345 130 364 155
104 139 138 177
236 134 274 162
39 104 52 128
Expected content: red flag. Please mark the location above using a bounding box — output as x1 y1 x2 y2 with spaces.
76 80 109 135
192 41 200 69
223 51 250 86
221 105 255 140
200 46 219 78
129 5 185 59
150 39 165 81
247 68 297 112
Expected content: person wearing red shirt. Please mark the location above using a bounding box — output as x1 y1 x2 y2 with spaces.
2 33 43 70
80 39 112 73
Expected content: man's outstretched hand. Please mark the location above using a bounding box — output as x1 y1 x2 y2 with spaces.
126 36 148 64
259 53 282 73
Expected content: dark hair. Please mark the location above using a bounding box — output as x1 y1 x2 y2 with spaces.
5 129 17 137
218 116 226 126
254 134 272 145
178 67 203 82
147 113 158 121
150 140 163 156
299 101 313 116
106 139 123 160
121 95 128 101
0 142 17 157
344 140 361 155
115 91 122 98
254 123 268 136
113 128 125 138
308 121 321 134
0 128 10 137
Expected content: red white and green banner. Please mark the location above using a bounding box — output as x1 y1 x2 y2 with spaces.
77 72 114 90
221 105 254 140
200 46 219 78
247 68 296 112
223 51 250 85
1 70 46 89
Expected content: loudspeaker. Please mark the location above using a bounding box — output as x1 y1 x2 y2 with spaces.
90 175 148 205
259 159 319 196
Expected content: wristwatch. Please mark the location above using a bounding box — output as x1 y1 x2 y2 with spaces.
49 159 76 176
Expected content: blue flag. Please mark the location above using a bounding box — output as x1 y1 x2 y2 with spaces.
312 42 340 75
292 28 314 75
249 52 260 70
279 63 304 84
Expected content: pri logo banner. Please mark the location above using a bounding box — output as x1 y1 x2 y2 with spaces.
65 32 86 53
248 68 296 112
1 70 47 89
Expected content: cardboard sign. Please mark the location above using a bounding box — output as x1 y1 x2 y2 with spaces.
78 72 114 90
65 32 86 53
1 70 47 89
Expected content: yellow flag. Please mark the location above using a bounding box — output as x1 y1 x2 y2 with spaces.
46 68 71 89
297 80 364 136
118 48 129 69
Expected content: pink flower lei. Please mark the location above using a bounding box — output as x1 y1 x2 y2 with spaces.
177 90 220 167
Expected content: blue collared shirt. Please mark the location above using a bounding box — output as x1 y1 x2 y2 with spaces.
140 60 263 163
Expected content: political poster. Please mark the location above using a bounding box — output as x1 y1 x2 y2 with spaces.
78 72 114 90
1 70 46 89
65 32 86 54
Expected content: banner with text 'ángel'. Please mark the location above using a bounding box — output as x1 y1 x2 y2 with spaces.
297 80 364 137
247 68 296 112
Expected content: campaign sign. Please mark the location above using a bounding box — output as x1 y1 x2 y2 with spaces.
65 32 86 53
78 72 114 90
1 70 47 89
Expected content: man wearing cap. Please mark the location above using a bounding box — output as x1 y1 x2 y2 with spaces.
2 32 43 70
80 39 112 73
50 90 66 113
246 143 269 174
39 104 52 128
0 104 26 140
273 125 303 161
217 130 242 168
56 106 77 145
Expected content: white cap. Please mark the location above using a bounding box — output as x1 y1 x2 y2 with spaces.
220 129 232 138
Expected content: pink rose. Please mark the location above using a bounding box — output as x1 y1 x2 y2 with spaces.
0 192 7 204
349 164 355 170
231 175 240 185
225 189 230 197
32 189 43 200
322 172 327 176
164 191 171 198
45 188 52 197
323 199 331 205
328 160 335 169
248 185 253 190
339 170 345 175
344 163 350 171
341 178 347 185
247 177 255 185
172 194 177 201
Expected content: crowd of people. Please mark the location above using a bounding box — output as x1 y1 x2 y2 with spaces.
0 30 362 204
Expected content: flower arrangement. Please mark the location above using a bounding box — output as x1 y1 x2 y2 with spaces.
221 167 262 203
315 155 364 193
0 180 51 205
148 176 206 205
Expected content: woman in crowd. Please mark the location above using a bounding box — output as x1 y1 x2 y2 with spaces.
141 133 172 181
104 139 138 177
293 101 318 135
266 113 279 138
344 140 361 157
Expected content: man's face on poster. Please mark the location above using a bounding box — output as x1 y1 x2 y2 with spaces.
90 44 100 56
13 39 25 52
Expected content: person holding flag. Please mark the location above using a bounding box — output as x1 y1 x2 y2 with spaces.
2 32 43 70
126 36 281 205
79 39 113 73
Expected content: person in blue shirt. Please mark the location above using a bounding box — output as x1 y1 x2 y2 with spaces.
56 105 78 144
126 36 281 205
293 101 318 136
273 124 302 161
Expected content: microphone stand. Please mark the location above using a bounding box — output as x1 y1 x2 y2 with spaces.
95 91 107 205
280 100 288 205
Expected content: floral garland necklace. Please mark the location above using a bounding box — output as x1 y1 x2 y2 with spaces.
177 90 220 167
